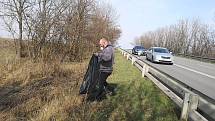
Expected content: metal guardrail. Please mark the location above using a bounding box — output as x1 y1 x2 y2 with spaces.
118 48 215 121
176 53 215 63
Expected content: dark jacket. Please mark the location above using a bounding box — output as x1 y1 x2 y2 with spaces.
98 44 114 73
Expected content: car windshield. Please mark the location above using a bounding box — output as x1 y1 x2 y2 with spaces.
154 48 169 53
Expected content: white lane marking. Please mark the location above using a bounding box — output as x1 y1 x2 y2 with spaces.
174 64 215 80
175 56 215 70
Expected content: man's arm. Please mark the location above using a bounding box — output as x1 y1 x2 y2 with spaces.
98 47 113 62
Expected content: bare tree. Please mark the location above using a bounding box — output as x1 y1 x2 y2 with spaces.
135 18 215 58
0 0 34 58
1 0 121 62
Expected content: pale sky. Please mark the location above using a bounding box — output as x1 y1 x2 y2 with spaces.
1 0 215 49
108 0 215 49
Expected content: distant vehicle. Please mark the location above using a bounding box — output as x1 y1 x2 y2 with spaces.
132 46 146 56
146 47 173 64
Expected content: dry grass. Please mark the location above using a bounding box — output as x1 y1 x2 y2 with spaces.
0 58 89 121
0 38 108 121
0 38 16 64
0 39 179 121
0 38 93 121
0 38 16 79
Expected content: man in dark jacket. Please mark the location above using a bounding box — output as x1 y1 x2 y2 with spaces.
95 38 114 99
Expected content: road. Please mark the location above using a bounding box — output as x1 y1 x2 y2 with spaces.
138 55 215 100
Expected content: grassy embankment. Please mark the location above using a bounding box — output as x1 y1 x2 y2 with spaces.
89 52 179 121
0 38 179 120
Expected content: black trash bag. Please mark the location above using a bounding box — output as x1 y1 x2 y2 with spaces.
79 54 100 94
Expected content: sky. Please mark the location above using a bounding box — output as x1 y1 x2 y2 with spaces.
1 0 215 49
107 0 215 49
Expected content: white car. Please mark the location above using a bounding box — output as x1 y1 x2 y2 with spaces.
146 47 173 64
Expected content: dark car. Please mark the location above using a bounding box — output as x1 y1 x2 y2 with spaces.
132 46 146 56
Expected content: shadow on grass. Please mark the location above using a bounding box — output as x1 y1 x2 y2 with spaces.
0 81 23 111
86 83 118 102
0 77 54 112
0 73 79 120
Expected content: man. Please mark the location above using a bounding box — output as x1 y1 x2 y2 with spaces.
95 38 114 99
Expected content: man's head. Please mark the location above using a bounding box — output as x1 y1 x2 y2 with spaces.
99 38 109 50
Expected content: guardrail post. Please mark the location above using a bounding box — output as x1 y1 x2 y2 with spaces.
181 93 190 121
124 53 126 57
145 65 149 73
132 57 136 65
180 93 199 121
127 54 130 60
189 94 199 111
142 64 147 77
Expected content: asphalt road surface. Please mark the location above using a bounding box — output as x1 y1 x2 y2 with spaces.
138 55 215 100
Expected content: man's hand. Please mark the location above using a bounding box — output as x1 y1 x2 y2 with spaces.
94 52 99 56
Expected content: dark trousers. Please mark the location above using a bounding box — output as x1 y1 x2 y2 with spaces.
96 72 111 99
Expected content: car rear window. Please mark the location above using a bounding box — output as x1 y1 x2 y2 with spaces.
154 48 169 53
135 46 144 49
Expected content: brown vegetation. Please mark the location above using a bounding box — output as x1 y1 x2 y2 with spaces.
0 56 88 120
0 38 91 120
0 0 121 61
0 0 121 120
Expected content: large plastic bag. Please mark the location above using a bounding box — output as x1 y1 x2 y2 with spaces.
79 55 100 94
